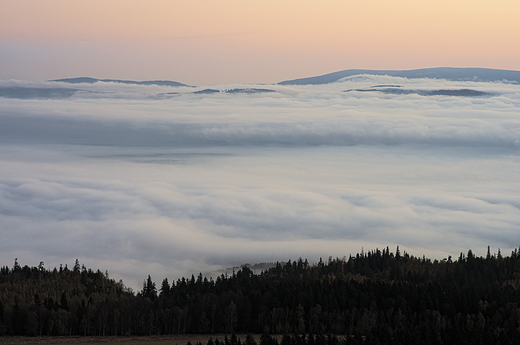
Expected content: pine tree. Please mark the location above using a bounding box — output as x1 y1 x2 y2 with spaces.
141 275 157 301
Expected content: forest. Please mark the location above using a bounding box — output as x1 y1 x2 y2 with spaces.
1 246 520 344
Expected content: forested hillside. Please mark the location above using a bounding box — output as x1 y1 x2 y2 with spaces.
1 247 520 344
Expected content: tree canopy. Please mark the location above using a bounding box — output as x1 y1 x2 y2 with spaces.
1 246 520 344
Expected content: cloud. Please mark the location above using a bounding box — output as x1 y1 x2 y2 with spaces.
0 76 519 290
0 90 518 149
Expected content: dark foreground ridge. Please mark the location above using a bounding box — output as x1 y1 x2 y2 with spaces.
278 67 520 85
1 246 520 344
51 77 189 87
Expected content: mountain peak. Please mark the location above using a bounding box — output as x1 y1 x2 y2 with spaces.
51 77 189 87
278 67 520 85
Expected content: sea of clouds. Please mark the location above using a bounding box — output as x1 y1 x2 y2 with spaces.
0 75 519 290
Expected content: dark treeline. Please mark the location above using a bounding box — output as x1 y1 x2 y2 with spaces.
1 246 520 344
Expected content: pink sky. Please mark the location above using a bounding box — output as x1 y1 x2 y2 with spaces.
1 0 519 85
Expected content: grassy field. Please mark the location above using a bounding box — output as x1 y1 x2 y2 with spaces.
0 334 271 345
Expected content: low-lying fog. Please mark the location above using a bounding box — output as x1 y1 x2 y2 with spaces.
1 75 518 290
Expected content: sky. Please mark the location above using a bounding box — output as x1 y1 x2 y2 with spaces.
0 1 519 291
1 0 520 84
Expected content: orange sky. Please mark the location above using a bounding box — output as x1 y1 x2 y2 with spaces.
1 0 519 84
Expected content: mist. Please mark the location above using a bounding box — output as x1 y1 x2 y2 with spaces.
0 75 518 290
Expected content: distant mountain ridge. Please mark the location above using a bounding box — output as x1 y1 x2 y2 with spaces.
51 77 188 87
278 67 520 85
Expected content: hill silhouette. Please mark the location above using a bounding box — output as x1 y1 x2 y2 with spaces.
51 77 188 87
279 67 520 85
